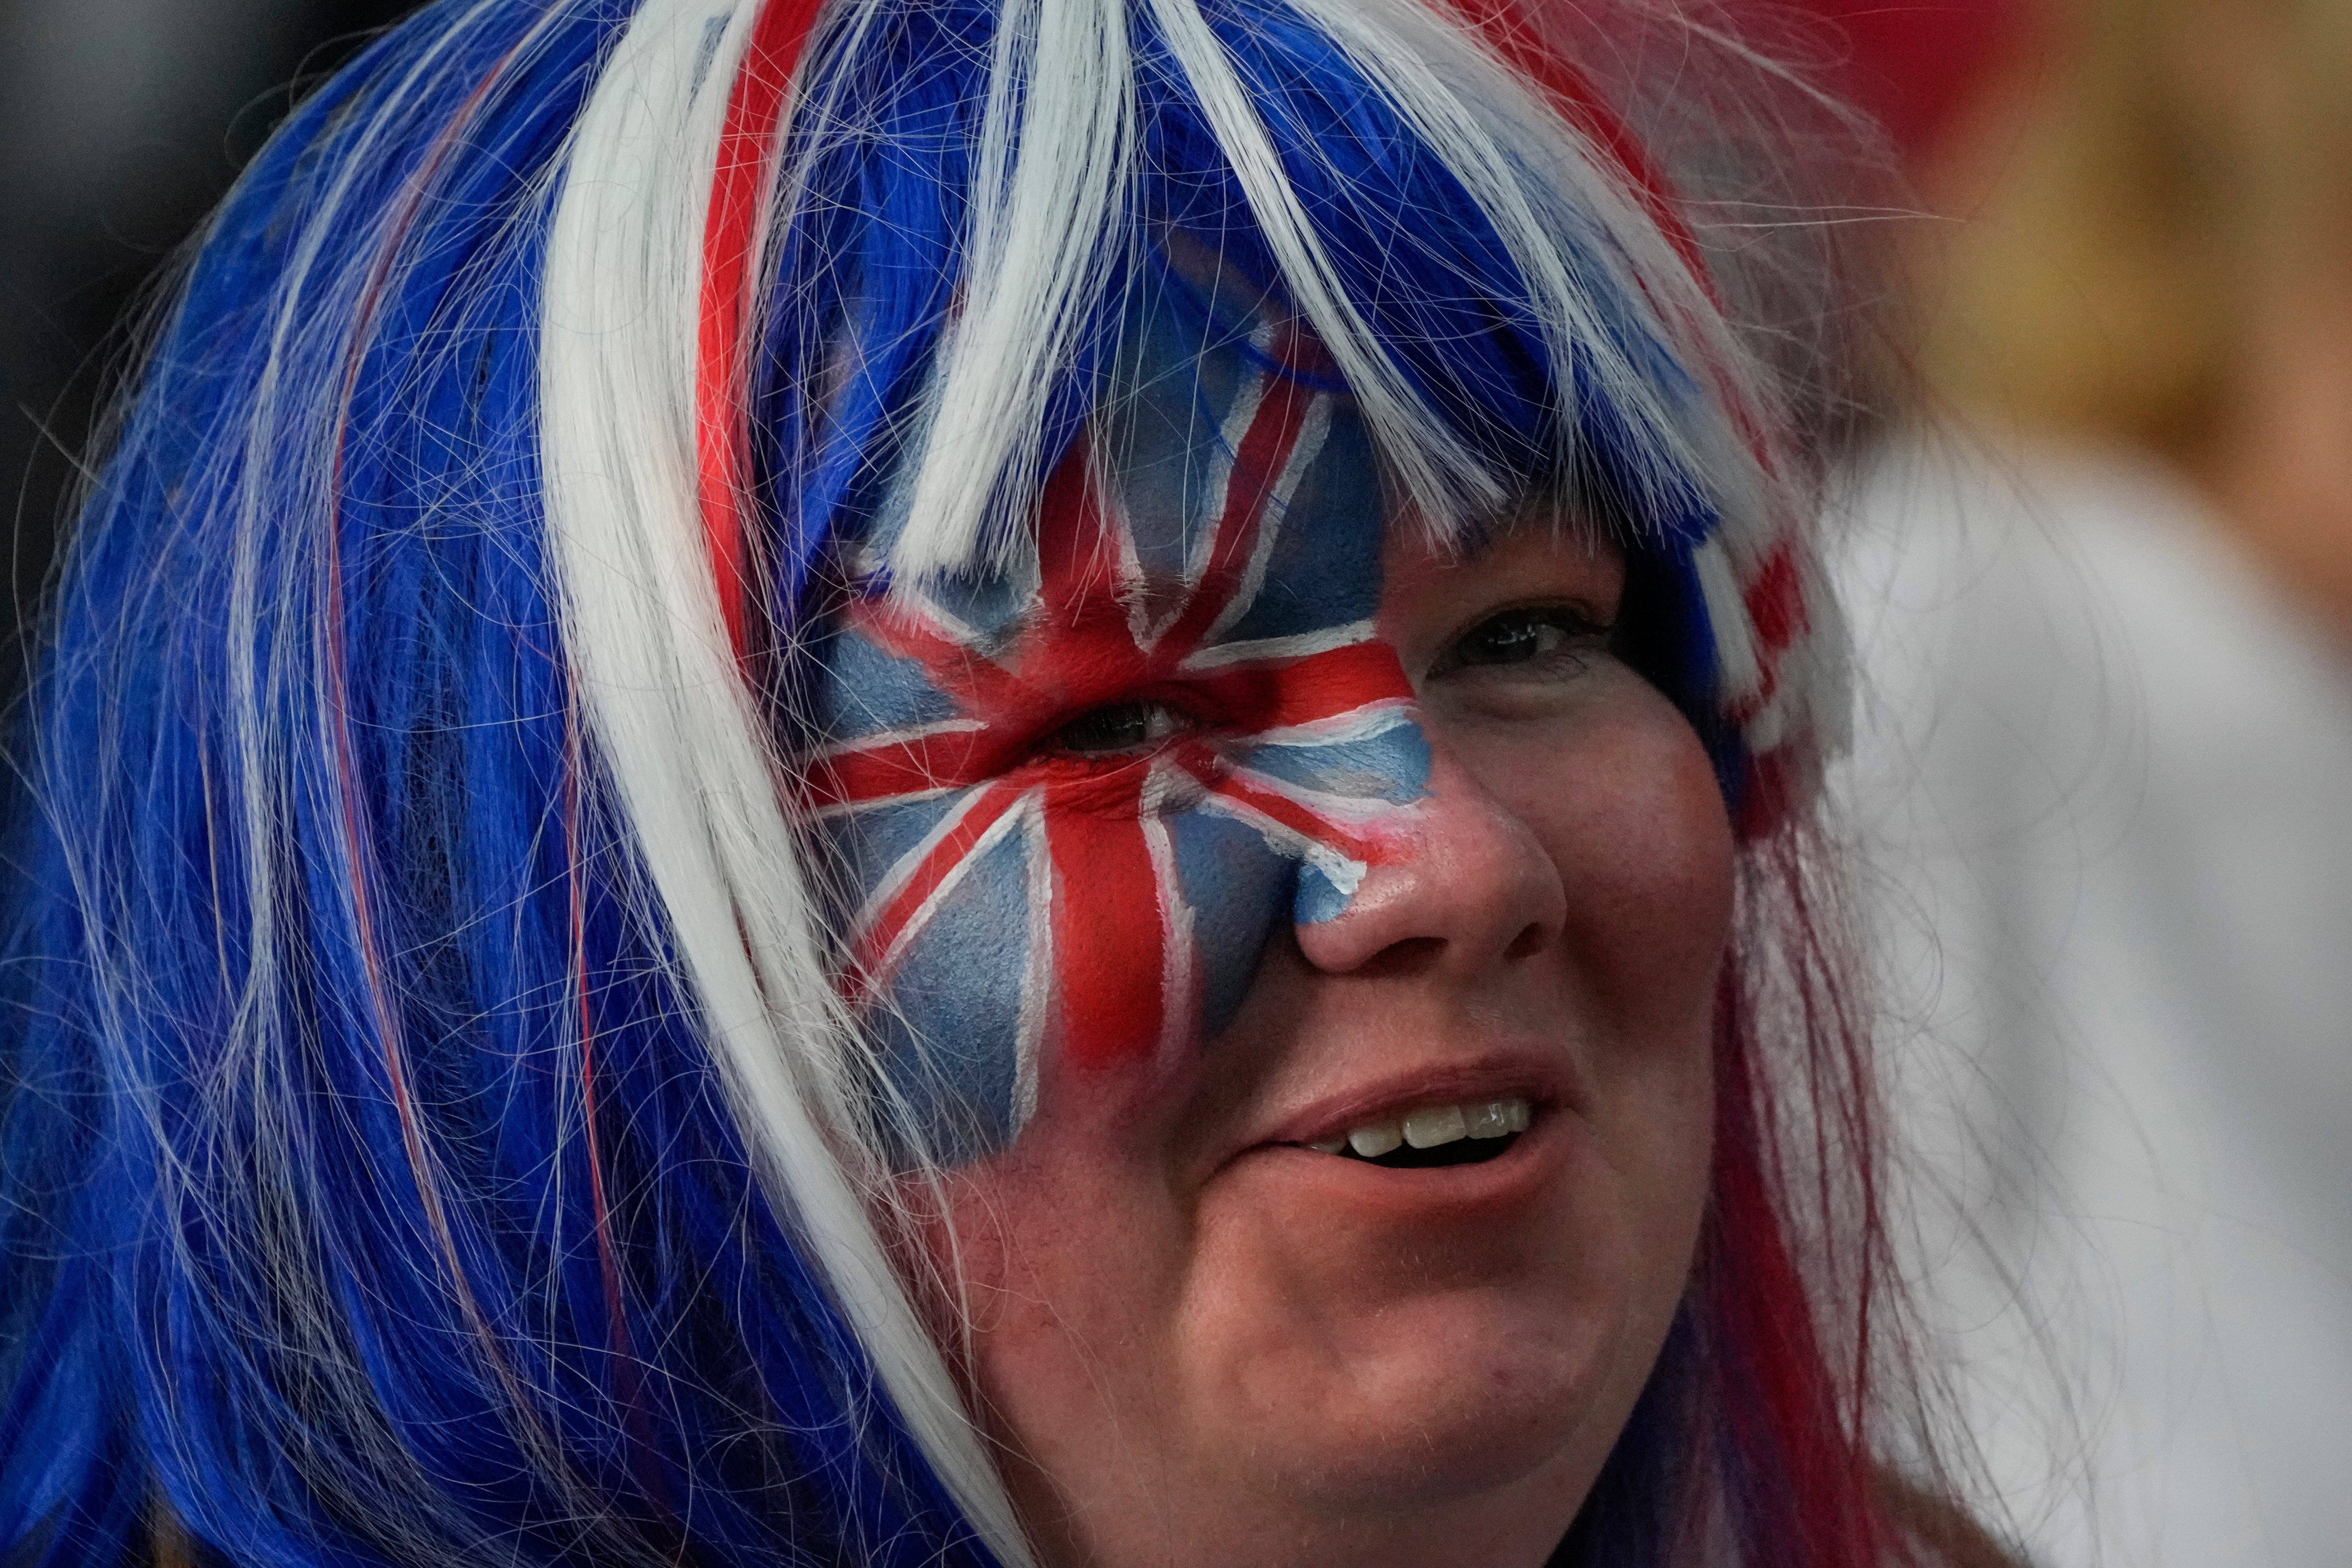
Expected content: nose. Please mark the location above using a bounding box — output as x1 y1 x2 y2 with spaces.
1292 742 1565 977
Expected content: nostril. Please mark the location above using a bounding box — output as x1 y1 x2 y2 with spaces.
1503 923 1550 962
1357 934 1445 976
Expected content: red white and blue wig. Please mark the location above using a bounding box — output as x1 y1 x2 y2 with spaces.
0 2 1887 1565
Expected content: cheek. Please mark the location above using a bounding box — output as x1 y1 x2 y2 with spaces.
1495 683 1730 1406
1449 673 1731 1310
823 788 1310 1165
815 792 1042 1163
1488 681 1736 1045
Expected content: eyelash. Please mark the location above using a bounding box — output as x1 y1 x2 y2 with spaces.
1426 603 1614 680
1043 698 1194 759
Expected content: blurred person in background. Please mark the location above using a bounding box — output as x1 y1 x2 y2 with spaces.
1825 0 2352 1563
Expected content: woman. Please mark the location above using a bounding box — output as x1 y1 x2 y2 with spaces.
0 0 1949 1563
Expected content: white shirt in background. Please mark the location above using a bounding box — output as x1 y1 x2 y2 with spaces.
1837 439 2352 1568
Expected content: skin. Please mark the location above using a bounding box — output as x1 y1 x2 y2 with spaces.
909 522 1736 1568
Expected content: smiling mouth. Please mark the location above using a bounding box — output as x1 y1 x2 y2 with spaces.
1293 1096 1532 1170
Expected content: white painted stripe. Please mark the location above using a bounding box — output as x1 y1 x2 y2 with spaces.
1109 475 1161 649
1194 786 1369 893
1220 761 1415 832
1011 794 1053 1137
1178 617 1377 672
1204 389 1334 644
807 784 959 822
1245 697 1415 750
810 716 990 766
892 582 991 650
1140 788 1195 1063
849 785 1024 965
1192 333 1275 587
867 786 1035 988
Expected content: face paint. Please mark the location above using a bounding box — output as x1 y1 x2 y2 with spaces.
805 291 1430 1160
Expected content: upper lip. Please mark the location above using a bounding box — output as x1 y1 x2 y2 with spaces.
1237 1047 1571 1156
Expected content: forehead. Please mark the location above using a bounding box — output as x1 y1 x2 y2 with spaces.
853 271 1391 635
1102 281 1386 599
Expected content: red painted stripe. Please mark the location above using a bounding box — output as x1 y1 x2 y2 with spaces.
699 0 826 661
1185 640 1416 732
1034 433 1127 629
1157 334 1318 654
848 782 1027 1004
1198 766 1381 866
1042 771 1167 1066
810 728 987 806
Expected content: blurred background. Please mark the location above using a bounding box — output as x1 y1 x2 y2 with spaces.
3 0 2347 1563
0 0 411 709
1815 1 2352 1566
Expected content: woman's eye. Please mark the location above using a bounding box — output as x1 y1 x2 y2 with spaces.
1047 699 1189 756
1432 606 1611 676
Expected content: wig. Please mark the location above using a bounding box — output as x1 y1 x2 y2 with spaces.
0 1 1897 1564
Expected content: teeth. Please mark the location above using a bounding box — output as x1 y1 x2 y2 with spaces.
1402 1104 1467 1148
1468 1098 1532 1137
1308 1097 1532 1158
1463 1099 1513 1139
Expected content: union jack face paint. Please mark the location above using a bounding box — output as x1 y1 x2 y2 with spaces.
805 287 1431 1159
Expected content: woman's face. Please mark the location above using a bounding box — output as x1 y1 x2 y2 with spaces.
808 308 1735 1568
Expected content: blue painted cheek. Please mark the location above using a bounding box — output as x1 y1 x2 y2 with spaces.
862 811 1033 1163
1174 711 1437 1041
1168 810 1296 1040
801 787 1019 1164
1245 721 1433 812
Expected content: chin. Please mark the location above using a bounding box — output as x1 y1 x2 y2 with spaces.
1173 1141 1664 1515
1225 1286 1633 1506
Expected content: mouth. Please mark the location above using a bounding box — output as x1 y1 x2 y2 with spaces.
1287 1095 1534 1171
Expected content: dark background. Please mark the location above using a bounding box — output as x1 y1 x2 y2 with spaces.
0 0 416 710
